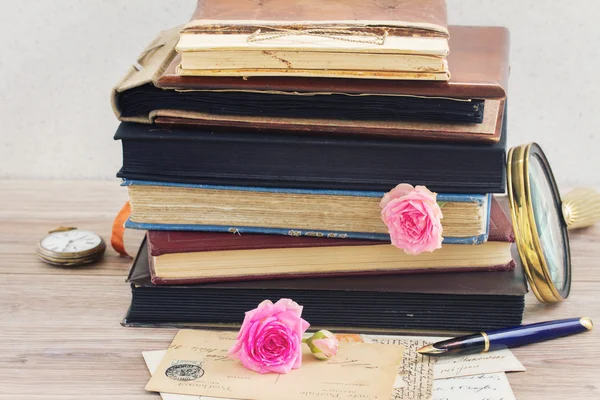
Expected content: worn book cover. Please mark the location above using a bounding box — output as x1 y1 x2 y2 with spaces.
112 25 509 144
115 114 507 193
123 180 492 244
176 0 450 80
186 0 448 35
124 239 527 332
147 197 514 284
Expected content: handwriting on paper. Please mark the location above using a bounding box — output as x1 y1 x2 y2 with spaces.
363 336 436 400
145 330 404 400
432 373 517 400
435 348 526 379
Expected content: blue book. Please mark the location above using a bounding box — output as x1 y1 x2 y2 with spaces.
123 180 492 244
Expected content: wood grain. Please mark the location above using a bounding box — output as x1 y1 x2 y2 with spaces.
0 180 598 399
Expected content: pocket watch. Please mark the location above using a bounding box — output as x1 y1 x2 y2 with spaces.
37 227 106 266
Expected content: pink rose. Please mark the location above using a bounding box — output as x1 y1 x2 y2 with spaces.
380 183 443 255
305 330 339 360
228 298 310 374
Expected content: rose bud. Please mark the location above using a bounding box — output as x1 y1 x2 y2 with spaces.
305 330 339 360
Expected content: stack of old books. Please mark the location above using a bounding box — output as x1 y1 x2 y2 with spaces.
112 0 526 333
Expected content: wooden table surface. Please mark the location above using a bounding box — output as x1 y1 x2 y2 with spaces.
1 180 598 399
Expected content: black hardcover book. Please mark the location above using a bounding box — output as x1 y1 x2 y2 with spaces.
115 111 507 193
119 85 485 124
123 240 526 333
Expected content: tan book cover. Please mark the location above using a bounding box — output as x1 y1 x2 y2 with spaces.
176 0 450 79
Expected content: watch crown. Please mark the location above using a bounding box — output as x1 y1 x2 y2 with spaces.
48 226 78 233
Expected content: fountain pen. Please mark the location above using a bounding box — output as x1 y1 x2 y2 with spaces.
417 317 593 356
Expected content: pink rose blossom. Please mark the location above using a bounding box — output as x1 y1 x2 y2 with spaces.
380 183 443 255
228 298 310 374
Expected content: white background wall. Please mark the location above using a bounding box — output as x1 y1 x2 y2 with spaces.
0 0 598 186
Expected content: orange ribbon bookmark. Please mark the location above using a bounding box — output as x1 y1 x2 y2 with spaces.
111 201 132 258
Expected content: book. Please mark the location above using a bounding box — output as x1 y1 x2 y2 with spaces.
115 116 507 194
178 48 448 76
176 0 450 80
123 180 492 244
112 26 510 144
161 27 508 101
124 239 527 333
148 197 514 284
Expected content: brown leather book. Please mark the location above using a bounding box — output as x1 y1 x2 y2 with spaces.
162 26 508 143
187 0 448 36
111 25 508 143
160 26 508 99
147 197 515 285
177 0 450 80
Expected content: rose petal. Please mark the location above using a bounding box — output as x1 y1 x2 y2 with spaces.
312 338 339 358
380 183 415 208
273 298 303 317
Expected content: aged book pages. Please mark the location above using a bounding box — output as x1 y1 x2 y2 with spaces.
127 185 487 238
176 67 450 80
179 50 446 73
177 0 449 79
176 31 450 80
152 241 512 281
176 34 449 54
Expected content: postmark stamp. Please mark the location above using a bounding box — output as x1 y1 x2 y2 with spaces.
165 360 204 381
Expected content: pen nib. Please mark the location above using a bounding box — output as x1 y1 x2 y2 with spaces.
417 344 448 355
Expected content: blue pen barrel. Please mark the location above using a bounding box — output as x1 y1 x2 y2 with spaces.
488 317 593 350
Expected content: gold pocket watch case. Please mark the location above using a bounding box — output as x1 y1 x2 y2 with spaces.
37 227 106 266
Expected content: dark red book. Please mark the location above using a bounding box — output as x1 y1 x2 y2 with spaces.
148 197 514 285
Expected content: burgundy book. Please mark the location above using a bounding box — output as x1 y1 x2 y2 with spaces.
148 197 514 285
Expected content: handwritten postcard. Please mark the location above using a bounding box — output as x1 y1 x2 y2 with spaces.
145 330 404 400
144 352 519 400
143 336 436 400
144 351 198 400
143 332 525 400
435 348 525 379
391 335 526 379
361 335 436 400
432 372 517 400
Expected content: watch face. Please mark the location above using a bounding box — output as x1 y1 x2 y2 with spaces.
41 230 102 253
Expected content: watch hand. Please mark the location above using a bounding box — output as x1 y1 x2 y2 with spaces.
61 240 74 252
